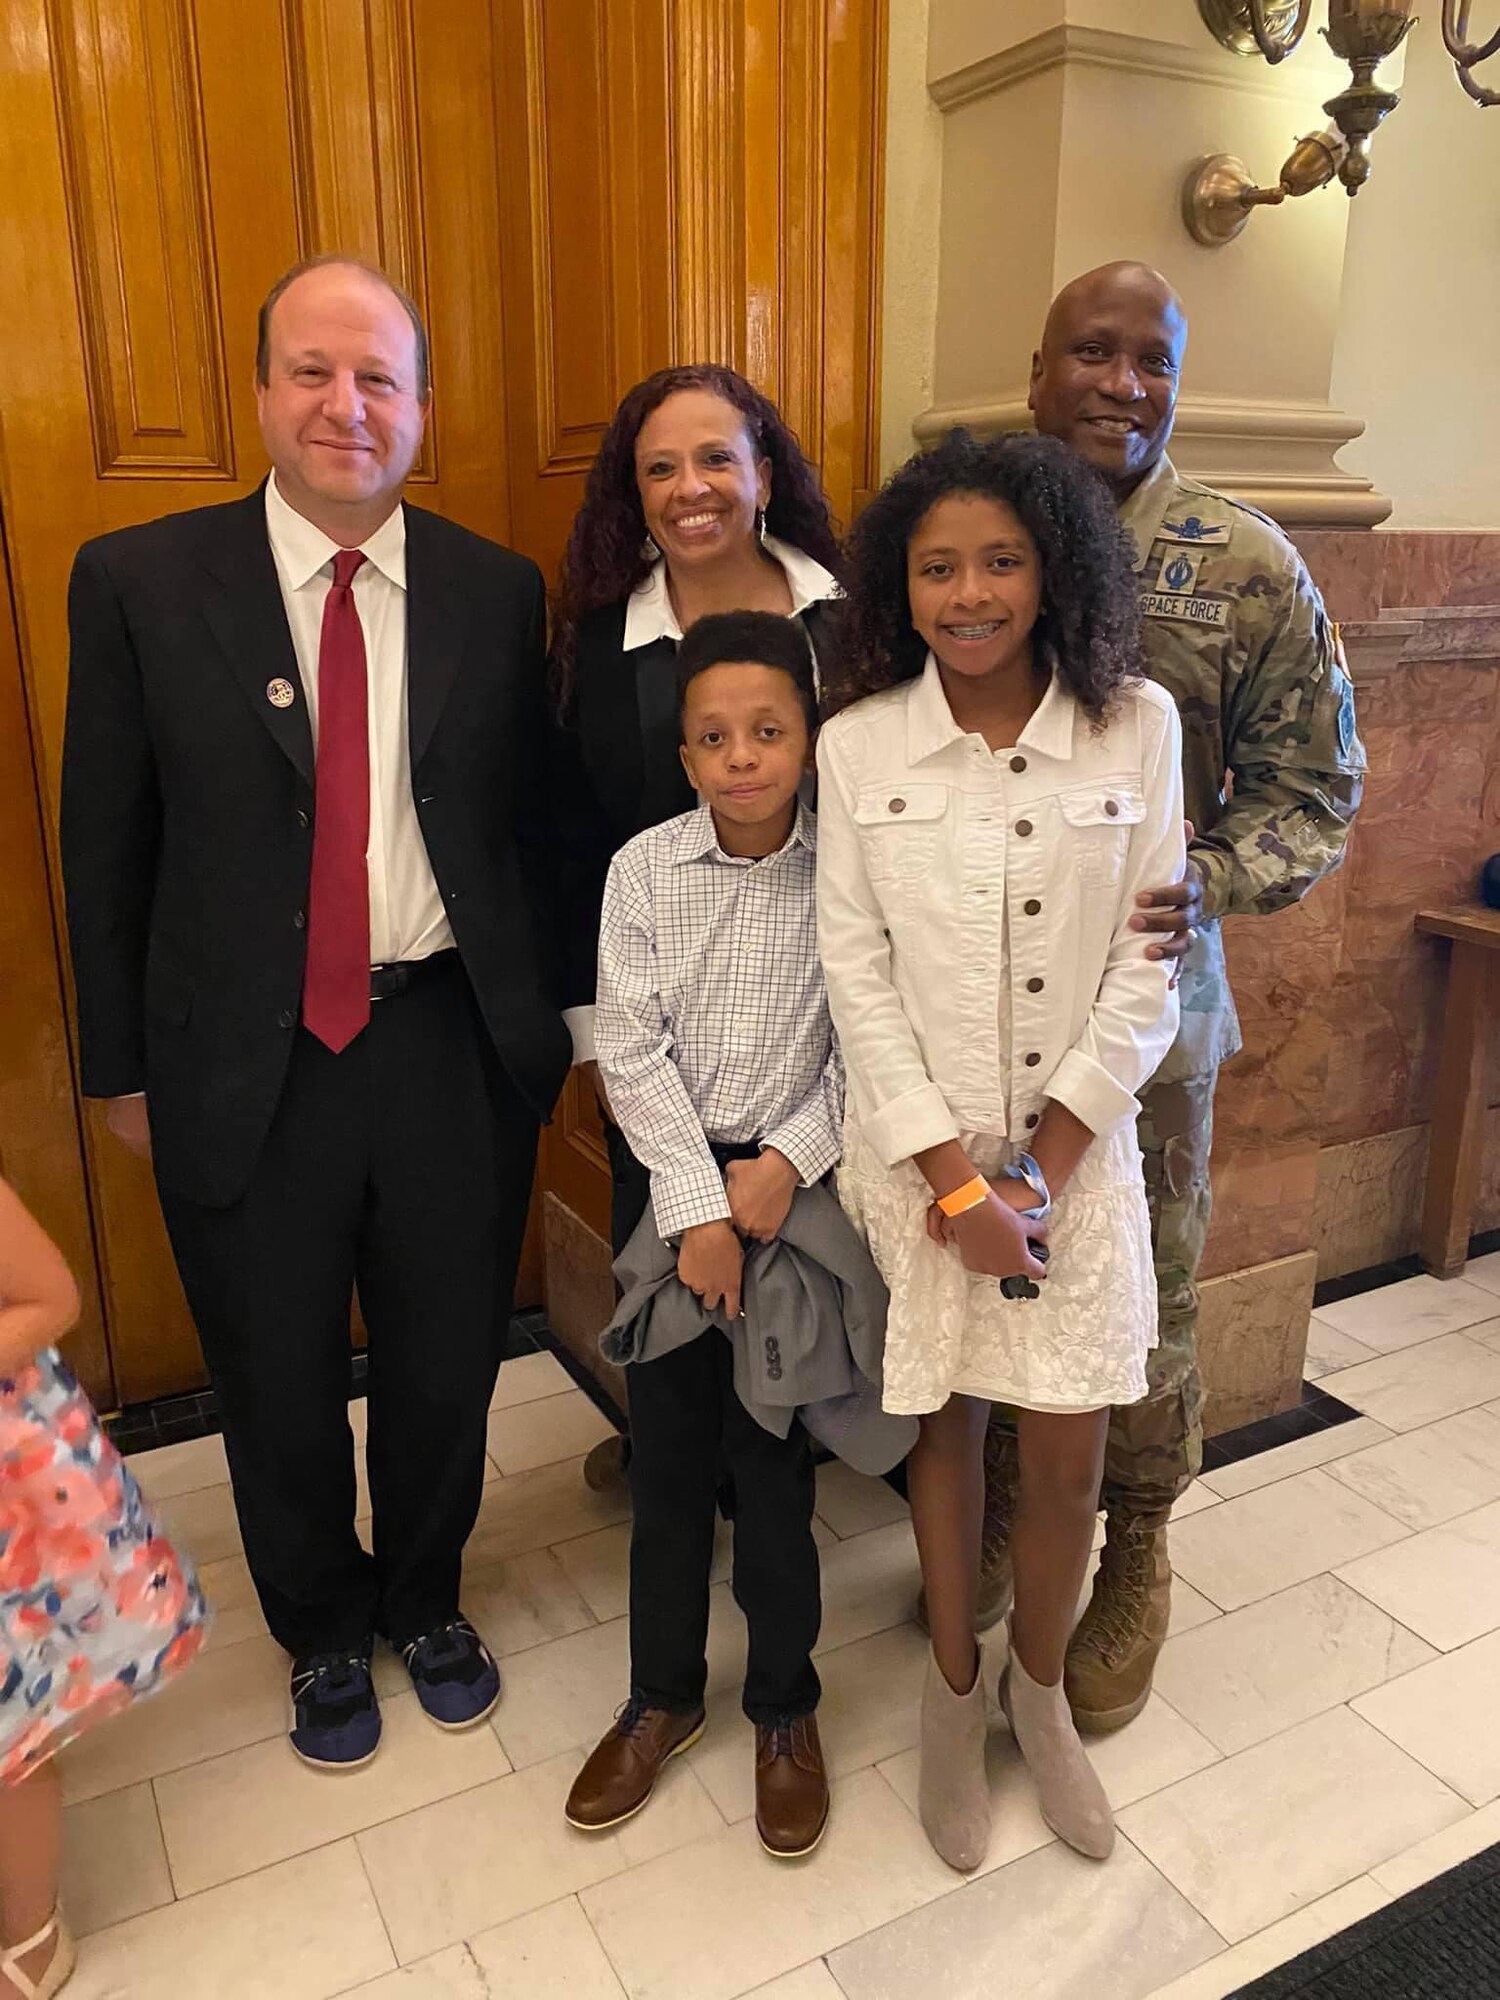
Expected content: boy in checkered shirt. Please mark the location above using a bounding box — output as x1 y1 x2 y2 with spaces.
565 611 837 1859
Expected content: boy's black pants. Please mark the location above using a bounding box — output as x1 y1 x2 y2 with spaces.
607 1125 822 1724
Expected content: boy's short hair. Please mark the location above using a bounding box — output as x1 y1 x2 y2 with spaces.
676 612 818 736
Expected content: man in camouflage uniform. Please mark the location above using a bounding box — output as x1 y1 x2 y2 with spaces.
968 261 1365 1732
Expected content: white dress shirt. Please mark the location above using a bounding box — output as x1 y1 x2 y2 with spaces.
264 474 452 966
816 658 1184 1168
621 534 839 650
596 802 842 1239
563 534 842 1068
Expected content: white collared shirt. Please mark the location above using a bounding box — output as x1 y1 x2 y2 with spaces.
816 656 1185 1167
596 801 842 1239
264 473 452 966
620 534 840 651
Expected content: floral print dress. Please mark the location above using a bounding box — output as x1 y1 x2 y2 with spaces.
0 1350 210 1782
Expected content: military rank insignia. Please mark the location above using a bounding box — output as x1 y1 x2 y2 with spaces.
1161 516 1231 545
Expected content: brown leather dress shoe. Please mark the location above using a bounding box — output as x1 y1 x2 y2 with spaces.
564 1697 705 1831
755 1713 829 1858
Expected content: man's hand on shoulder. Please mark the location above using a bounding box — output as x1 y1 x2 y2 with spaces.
103 1095 152 1159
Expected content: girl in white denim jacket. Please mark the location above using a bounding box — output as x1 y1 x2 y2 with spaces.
816 432 1184 1873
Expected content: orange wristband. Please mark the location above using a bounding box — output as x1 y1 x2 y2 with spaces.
937 1175 989 1218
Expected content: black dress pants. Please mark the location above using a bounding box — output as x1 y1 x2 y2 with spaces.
608 1128 822 1723
157 954 538 1658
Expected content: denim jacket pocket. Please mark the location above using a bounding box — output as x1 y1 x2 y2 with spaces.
1056 783 1146 889
853 783 951 885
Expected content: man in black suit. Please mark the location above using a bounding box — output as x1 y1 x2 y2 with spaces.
62 255 572 1767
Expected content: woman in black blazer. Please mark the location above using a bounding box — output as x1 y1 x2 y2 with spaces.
553 363 844 1190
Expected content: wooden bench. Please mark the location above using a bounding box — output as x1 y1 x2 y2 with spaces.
1415 905 1500 1279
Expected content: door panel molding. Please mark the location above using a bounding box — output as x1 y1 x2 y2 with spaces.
667 0 744 368
280 0 436 482
48 0 233 480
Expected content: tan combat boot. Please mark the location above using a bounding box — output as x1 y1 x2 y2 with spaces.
1064 1503 1172 1736
915 1423 1019 1635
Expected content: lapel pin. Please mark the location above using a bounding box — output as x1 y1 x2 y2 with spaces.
266 678 296 710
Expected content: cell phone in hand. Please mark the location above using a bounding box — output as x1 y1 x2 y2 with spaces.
1001 1238 1049 1302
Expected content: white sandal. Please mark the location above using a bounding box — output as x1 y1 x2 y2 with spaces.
0 1911 74 1999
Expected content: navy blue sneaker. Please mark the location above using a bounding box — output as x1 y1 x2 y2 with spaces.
289 1648 381 1769
400 1616 501 1729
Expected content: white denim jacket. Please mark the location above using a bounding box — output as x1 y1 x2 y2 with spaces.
816 656 1185 1169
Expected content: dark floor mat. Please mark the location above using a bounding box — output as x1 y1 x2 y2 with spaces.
1229 1841 1500 1998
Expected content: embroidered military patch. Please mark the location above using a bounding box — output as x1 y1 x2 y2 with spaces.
1141 591 1230 629
1161 515 1231 545
1157 549 1205 595
1336 677 1358 759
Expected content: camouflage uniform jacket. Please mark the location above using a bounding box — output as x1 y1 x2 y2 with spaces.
1118 456 1365 1082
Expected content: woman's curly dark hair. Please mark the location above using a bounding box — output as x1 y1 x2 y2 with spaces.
552 365 843 695
822 429 1142 727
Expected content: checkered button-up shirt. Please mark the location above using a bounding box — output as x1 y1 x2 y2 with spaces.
596 801 843 1240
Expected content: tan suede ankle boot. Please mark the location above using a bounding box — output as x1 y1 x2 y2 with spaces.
1001 1639 1114 1861
917 1648 991 1873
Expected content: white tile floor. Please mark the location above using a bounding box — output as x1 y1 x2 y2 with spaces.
61 1277 1500 2000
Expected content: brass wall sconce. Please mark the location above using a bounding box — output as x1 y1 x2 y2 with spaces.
1185 1 1500 244
1445 0 1500 102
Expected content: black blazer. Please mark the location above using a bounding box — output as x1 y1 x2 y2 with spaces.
61 486 573 1207
562 592 839 1005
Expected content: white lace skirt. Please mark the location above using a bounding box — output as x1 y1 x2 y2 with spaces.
837 1118 1158 1417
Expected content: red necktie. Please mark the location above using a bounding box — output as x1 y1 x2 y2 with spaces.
302 548 371 1053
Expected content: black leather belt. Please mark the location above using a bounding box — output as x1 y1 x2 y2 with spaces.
369 949 459 1002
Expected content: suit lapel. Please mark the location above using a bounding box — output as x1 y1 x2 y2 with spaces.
575 602 642 839
635 638 693 829
198 486 314 787
800 598 838 673
404 501 469 773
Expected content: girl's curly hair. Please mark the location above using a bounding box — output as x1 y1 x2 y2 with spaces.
552 365 844 695
822 429 1142 727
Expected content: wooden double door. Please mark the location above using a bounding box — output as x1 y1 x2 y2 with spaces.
0 0 884 1410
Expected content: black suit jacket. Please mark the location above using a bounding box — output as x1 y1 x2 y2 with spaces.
560 594 839 1008
61 486 572 1207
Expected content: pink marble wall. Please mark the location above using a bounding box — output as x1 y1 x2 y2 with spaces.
1201 533 1500 1283
1300 531 1500 619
